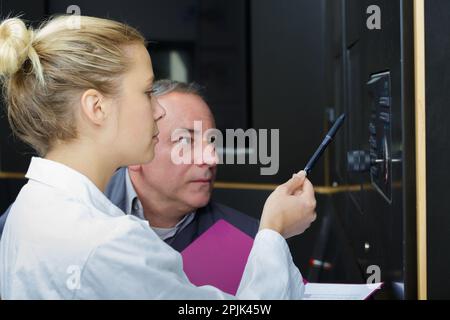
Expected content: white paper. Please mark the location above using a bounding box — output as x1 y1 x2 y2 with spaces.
303 282 383 300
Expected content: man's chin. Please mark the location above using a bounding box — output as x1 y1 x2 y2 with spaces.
186 196 211 210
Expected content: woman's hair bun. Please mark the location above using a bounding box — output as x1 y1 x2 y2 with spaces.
0 18 40 78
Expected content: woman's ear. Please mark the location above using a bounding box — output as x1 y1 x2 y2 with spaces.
80 89 109 126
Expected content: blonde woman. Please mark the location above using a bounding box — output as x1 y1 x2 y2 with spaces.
0 15 317 299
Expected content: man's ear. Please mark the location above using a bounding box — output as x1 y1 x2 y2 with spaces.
80 89 108 126
128 165 142 172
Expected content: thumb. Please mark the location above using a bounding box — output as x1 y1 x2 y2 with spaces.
284 170 307 195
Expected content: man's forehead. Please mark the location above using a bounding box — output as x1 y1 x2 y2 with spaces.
165 118 214 133
158 93 214 127
159 92 205 108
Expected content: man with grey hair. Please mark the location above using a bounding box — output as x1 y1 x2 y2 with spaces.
105 79 259 251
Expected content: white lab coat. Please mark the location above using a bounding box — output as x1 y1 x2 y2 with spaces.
0 157 304 299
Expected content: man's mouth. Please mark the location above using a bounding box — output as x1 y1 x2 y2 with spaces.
191 179 212 183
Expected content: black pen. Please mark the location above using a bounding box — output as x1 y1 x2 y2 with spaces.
303 113 346 176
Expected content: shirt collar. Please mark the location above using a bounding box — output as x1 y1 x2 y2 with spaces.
152 213 195 240
124 168 139 216
25 157 124 217
124 168 196 236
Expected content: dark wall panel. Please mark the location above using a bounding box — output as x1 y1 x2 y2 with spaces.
250 0 327 184
424 0 450 300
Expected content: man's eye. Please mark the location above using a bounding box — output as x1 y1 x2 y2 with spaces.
178 136 191 145
145 89 155 97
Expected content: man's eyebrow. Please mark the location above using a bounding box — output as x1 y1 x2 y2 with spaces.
178 128 199 134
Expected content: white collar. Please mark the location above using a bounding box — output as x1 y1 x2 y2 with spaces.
25 157 124 217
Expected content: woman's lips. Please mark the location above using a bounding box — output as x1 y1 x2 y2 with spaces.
152 131 160 142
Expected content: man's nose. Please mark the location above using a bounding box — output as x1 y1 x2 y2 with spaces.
196 142 218 167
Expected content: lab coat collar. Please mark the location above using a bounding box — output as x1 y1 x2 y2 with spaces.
25 157 124 217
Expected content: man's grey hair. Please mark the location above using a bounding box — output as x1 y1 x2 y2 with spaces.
152 79 206 99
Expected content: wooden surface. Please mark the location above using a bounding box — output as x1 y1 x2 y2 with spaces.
414 0 427 300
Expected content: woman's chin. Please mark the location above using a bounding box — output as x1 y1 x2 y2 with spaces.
142 152 155 164
123 145 155 166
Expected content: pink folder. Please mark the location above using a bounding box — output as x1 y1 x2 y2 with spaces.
181 219 380 299
181 219 254 295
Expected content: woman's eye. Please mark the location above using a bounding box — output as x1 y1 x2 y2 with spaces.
145 89 155 98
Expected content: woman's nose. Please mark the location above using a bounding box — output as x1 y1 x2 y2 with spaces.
153 99 166 120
